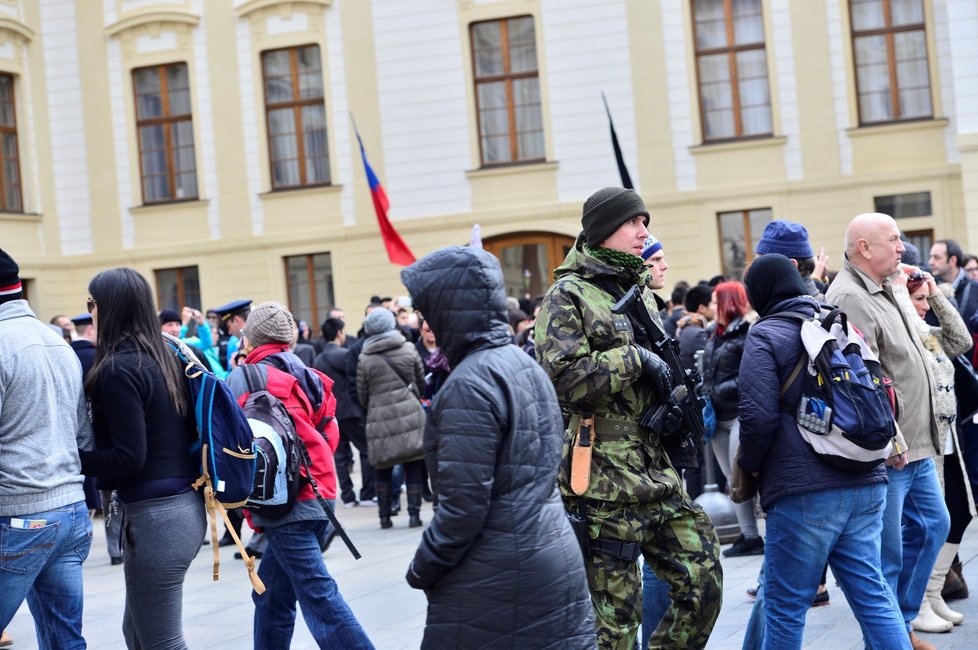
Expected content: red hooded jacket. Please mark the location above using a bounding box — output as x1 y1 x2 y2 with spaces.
234 344 339 502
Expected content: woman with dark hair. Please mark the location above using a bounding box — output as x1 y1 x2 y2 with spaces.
79 267 205 649
702 280 761 557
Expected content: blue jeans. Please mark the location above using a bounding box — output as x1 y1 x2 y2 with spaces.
640 562 670 649
254 519 373 649
764 484 909 650
744 563 765 650
880 458 950 629
0 500 93 650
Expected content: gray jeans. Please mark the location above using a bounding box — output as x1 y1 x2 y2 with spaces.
710 417 760 539
121 490 207 650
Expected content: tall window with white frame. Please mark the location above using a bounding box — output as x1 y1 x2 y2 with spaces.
261 44 330 189
717 208 772 278
850 0 932 124
692 0 772 141
133 63 198 204
0 73 23 212
470 16 545 166
285 252 335 330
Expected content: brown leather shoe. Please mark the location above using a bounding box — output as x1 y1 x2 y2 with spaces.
909 631 937 650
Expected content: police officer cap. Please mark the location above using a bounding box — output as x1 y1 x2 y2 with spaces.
71 313 93 326
212 299 252 321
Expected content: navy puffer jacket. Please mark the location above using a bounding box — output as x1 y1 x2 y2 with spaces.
702 317 749 421
401 246 595 650
737 297 887 510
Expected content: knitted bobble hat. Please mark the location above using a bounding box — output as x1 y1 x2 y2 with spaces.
362 307 396 336
245 301 295 348
581 187 649 248
0 248 22 304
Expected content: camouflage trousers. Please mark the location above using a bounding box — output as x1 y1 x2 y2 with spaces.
578 491 723 649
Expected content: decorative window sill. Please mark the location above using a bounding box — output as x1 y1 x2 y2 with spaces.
689 135 786 155
0 210 39 220
466 160 559 179
846 117 948 138
130 199 208 215
260 184 343 200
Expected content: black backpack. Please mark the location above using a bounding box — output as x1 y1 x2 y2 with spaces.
236 363 362 559
240 364 303 519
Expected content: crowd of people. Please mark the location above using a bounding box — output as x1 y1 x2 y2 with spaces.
4 185 978 649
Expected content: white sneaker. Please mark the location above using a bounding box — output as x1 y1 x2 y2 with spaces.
359 498 377 507
342 501 359 509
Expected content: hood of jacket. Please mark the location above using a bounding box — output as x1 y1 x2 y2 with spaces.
362 329 407 355
401 246 512 368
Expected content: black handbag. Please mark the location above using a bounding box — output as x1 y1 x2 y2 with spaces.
953 354 978 421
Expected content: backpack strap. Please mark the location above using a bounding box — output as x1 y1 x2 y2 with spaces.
757 311 810 398
781 355 807 397
240 363 266 394
293 432 362 559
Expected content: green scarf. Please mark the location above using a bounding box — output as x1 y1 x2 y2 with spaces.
587 244 645 273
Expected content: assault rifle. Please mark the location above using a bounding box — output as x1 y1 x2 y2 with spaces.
611 285 706 442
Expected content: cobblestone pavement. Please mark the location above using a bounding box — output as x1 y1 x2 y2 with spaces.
7 496 978 648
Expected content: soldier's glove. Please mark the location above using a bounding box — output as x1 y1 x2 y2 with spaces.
634 345 672 398
660 404 684 438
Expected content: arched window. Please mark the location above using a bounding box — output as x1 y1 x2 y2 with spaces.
483 232 575 299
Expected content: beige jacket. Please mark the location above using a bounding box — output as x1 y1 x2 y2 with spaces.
826 259 939 463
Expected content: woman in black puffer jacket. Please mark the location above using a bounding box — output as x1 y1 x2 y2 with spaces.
401 246 595 650
701 280 761 557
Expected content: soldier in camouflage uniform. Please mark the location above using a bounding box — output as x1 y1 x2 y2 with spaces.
535 187 723 649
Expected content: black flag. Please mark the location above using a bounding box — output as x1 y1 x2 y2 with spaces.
602 93 634 190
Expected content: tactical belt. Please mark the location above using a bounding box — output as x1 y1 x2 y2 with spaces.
591 537 642 562
567 414 641 441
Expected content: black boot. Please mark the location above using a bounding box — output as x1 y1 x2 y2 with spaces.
376 482 393 529
407 484 423 528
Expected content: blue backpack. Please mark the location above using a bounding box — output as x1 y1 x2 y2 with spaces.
769 308 897 472
163 333 265 592
164 334 256 507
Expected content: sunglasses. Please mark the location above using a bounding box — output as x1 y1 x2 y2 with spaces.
86 298 96 313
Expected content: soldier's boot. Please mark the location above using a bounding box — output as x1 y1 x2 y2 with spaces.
407 484 423 528
376 482 393 529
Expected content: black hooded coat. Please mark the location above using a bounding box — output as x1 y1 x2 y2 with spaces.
401 246 596 649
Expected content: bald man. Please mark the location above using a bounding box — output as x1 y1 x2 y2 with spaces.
826 213 948 650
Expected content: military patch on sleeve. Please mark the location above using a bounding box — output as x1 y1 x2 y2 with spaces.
612 316 631 333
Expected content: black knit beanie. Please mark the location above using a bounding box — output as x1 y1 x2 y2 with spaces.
744 254 809 317
0 248 22 304
581 187 649 247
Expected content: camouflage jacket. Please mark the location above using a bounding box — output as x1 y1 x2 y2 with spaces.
535 238 681 504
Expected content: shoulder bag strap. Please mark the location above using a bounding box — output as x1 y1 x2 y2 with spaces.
376 353 419 398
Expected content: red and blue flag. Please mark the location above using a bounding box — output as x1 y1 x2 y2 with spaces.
356 130 416 266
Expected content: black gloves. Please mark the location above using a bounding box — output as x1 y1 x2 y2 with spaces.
660 404 684 437
634 345 672 398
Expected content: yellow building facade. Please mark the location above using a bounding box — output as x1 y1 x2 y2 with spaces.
4 0 978 331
